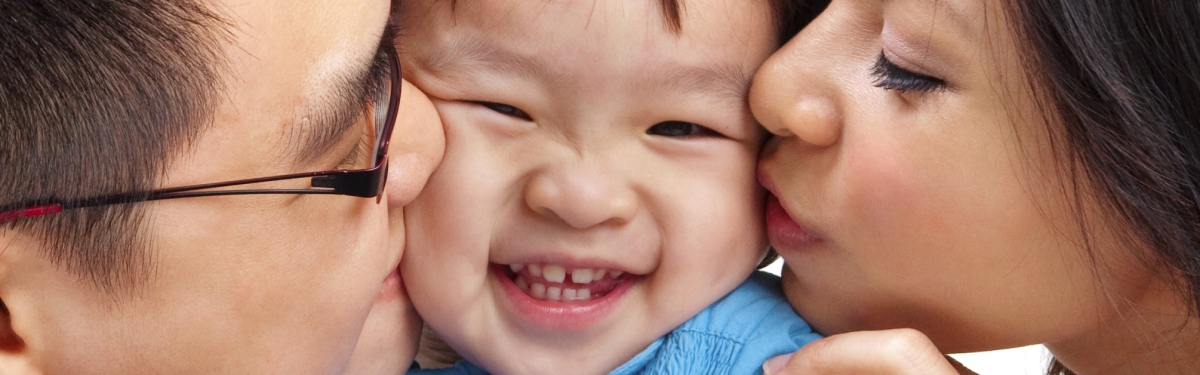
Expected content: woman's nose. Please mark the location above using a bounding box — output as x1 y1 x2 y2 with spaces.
523 164 639 229
749 11 843 148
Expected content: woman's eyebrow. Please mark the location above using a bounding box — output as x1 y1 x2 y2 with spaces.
920 0 977 37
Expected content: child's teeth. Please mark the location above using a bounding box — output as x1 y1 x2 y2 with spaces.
529 264 542 277
571 269 594 284
513 263 627 301
543 265 566 283
531 283 546 299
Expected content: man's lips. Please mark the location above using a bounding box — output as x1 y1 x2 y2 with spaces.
376 267 407 303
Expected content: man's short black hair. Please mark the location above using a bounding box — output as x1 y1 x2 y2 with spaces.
0 0 228 293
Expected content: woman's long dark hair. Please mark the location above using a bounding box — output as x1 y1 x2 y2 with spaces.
1004 1 1200 374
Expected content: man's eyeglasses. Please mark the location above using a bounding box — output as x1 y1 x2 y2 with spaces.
0 45 401 223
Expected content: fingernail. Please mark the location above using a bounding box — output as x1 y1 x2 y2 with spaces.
763 353 793 375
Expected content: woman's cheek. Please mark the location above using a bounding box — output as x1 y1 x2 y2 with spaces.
841 137 930 255
837 135 992 293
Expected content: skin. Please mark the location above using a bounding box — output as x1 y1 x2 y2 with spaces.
0 0 445 373
753 0 1200 374
397 1 776 374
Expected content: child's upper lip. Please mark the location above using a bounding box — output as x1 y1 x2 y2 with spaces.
490 229 659 276
489 247 652 276
490 252 648 277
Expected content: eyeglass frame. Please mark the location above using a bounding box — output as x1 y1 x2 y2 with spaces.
0 45 401 223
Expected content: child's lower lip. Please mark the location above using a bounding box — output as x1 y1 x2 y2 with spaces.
491 265 637 331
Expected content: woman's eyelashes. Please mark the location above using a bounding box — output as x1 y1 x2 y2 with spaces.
474 101 533 121
647 121 720 138
871 52 947 94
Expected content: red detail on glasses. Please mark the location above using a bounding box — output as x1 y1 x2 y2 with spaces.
0 205 63 222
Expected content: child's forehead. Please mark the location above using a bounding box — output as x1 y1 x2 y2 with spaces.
400 1 777 138
443 0 693 34
404 0 777 79
426 0 775 38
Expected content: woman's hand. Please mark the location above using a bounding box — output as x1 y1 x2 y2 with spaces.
763 329 976 375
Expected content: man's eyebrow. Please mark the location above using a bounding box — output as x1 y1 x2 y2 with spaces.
284 35 391 167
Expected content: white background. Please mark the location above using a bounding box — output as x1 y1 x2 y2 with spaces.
762 260 1050 374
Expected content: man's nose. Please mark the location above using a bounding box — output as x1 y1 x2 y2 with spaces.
386 80 446 209
523 163 639 229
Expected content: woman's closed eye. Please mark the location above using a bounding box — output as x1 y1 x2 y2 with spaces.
473 101 533 121
647 121 720 138
871 52 947 94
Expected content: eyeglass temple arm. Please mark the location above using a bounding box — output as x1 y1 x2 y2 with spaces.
1 166 384 223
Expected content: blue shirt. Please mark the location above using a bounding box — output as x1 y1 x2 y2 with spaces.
411 271 821 375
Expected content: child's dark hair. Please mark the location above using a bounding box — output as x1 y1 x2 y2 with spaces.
657 0 827 46
446 0 828 47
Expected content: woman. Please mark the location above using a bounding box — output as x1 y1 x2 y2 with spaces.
752 0 1200 374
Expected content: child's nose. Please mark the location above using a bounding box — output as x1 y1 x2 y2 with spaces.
523 165 638 229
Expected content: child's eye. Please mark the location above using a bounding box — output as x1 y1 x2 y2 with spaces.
870 52 946 94
473 101 532 121
647 121 719 138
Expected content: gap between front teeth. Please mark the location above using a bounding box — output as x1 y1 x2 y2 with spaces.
508 263 624 282
507 263 622 302
517 277 594 301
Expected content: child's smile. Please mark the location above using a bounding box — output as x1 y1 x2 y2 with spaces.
397 0 780 373
494 263 640 331
503 263 629 302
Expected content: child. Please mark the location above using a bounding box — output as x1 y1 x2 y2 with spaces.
397 1 821 374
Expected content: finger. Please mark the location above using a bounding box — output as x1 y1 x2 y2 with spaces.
765 329 962 375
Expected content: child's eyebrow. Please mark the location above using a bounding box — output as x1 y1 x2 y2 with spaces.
646 63 752 110
416 36 566 83
420 35 751 109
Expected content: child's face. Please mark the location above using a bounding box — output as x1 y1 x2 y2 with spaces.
398 1 777 373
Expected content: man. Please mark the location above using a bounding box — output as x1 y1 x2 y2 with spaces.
0 0 444 373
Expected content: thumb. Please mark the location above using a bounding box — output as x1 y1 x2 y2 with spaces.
764 329 968 375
